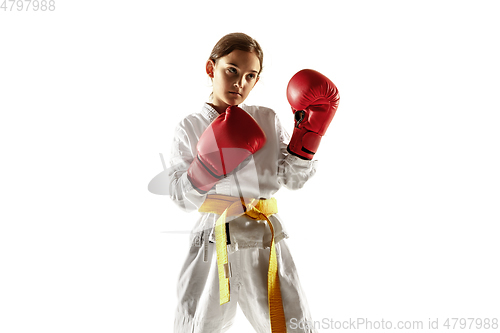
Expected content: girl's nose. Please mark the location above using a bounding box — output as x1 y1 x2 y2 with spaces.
234 76 243 88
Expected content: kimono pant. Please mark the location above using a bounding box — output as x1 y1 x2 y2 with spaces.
174 237 317 333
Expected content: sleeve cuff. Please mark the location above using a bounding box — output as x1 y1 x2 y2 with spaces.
180 172 208 210
286 153 318 167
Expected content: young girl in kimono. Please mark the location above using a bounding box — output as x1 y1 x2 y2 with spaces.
166 32 339 333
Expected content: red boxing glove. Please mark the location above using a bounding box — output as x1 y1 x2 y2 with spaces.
187 106 266 193
286 69 340 160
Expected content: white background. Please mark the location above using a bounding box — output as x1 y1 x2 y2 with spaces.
1 0 499 332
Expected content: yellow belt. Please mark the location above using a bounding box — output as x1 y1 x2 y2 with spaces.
198 194 286 333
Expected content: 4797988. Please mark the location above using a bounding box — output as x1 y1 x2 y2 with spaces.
1 0 55 11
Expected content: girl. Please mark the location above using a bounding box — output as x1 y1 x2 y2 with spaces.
166 32 338 333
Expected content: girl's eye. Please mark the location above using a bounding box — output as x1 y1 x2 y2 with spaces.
247 74 256 80
228 67 237 74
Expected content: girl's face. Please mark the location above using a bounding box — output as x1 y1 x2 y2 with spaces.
206 49 260 113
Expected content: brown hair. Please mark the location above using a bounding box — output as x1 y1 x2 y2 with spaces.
209 32 264 76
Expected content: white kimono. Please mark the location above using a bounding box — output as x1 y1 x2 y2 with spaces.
169 103 318 333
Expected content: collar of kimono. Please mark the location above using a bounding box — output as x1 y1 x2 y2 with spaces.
198 194 286 333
